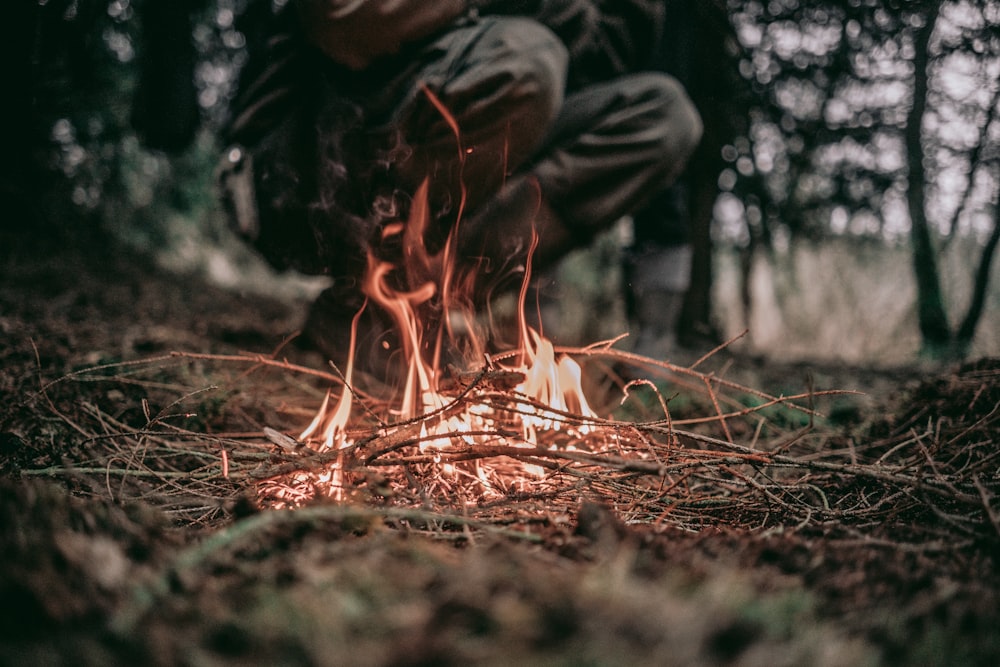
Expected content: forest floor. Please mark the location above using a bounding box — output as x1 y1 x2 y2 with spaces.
1 227 998 666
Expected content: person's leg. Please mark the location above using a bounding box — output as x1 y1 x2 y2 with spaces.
625 184 695 358
535 73 702 238
363 16 569 233
626 241 693 358
456 72 703 294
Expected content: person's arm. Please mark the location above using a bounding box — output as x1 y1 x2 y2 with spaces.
295 0 469 70
471 0 664 87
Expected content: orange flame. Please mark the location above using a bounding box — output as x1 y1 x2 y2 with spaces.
298 304 364 450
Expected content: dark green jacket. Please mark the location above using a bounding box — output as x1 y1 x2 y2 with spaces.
296 0 663 87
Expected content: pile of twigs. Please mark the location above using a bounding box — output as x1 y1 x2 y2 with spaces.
21 348 1000 548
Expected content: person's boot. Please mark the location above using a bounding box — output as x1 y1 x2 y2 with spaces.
626 243 692 360
299 285 401 387
630 288 686 360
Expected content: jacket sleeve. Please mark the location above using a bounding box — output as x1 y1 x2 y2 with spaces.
294 0 469 70
471 0 664 88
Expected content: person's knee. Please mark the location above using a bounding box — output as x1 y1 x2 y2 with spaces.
474 17 568 126
641 73 703 168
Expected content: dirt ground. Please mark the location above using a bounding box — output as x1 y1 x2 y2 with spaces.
2 228 998 666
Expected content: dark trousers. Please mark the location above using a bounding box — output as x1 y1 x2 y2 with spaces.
363 16 701 276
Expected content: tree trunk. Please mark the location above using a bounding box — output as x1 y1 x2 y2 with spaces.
680 147 721 345
131 0 206 153
956 179 1000 351
677 1 744 346
905 3 952 356
0 1 42 236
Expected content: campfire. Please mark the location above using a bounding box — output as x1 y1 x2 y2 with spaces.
260 178 622 507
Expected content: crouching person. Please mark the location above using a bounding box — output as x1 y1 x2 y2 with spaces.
218 0 702 382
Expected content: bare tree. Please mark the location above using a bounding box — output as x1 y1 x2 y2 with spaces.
906 1 1000 358
905 2 952 355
